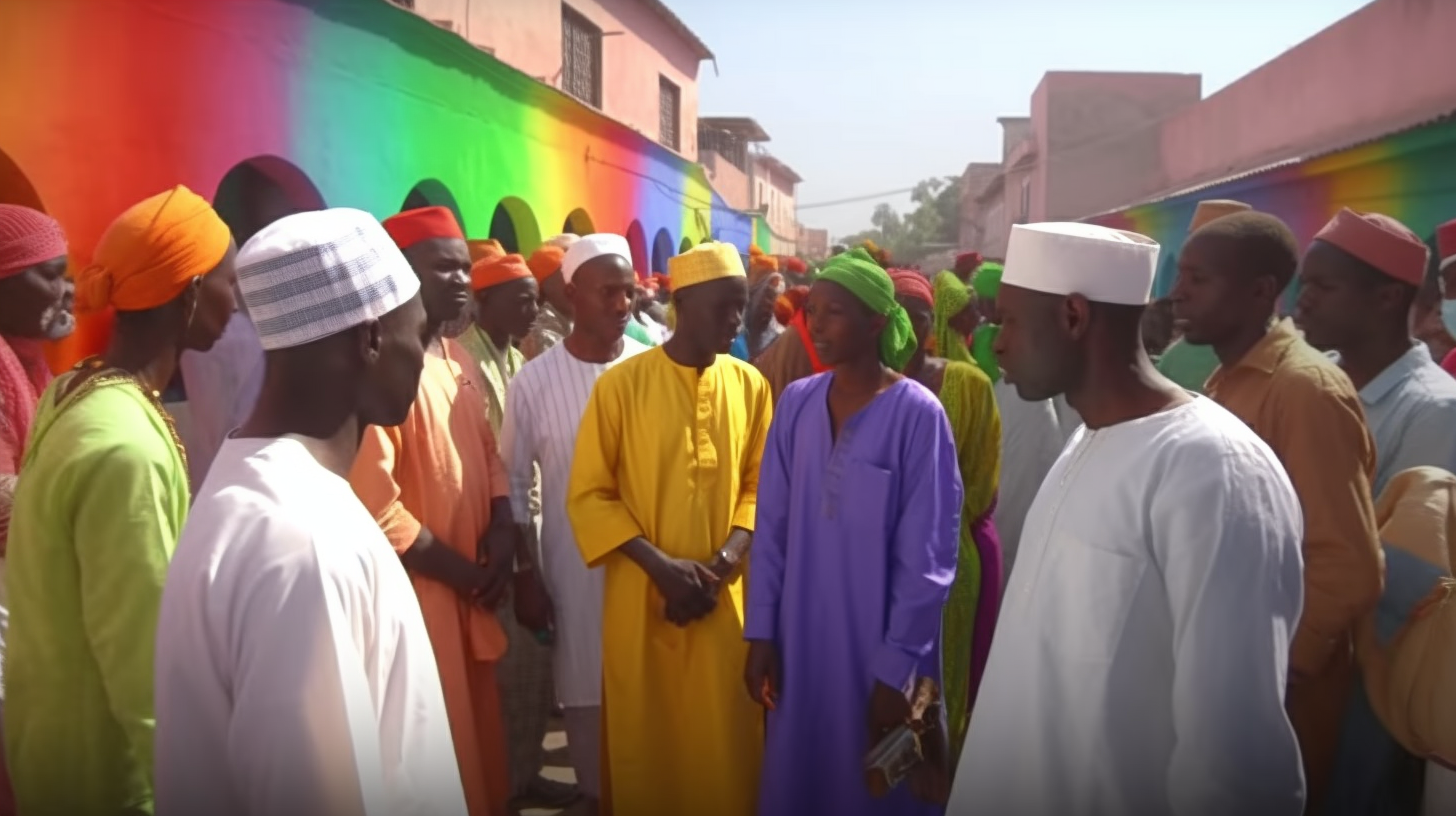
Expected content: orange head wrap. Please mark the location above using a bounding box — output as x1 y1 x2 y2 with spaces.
471 252 532 292
773 285 810 325
382 206 465 251
75 185 231 314
527 245 567 283
467 238 504 264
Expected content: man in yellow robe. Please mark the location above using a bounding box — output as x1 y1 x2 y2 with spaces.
567 241 773 816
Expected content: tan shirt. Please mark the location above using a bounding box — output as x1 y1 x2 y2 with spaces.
1206 318 1382 678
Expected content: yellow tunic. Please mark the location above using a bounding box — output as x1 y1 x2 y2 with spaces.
567 347 772 816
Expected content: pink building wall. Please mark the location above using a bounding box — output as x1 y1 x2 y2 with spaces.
1159 0 1456 194
1033 72 1200 221
702 149 750 210
413 0 703 159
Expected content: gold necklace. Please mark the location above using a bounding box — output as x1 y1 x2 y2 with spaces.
72 356 190 478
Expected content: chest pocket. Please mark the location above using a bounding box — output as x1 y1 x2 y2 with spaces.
1039 539 1147 664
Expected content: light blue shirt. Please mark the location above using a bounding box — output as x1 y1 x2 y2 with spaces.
1358 341 1456 496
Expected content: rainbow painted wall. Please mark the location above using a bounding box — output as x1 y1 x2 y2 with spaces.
1087 116 1456 300
0 0 750 367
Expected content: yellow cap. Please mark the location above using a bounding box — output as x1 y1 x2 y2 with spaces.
668 241 746 292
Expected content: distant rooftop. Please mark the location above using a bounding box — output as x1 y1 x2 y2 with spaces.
698 116 771 142
753 152 802 184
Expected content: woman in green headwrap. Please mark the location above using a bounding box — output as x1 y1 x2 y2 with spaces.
894 269 1003 769
746 248 959 806
812 248 919 372
932 271 991 375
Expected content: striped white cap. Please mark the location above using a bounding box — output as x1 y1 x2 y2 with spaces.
236 208 421 350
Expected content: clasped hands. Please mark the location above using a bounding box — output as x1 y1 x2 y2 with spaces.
644 546 737 627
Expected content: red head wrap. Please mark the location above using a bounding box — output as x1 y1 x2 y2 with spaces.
0 204 67 279
889 269 934 306
382 206 464 251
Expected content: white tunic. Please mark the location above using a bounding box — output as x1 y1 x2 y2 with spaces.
951 396 1306 816
498 338 648 707
154 436 466 816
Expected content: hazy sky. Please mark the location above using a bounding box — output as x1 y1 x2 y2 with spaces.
672 0 1371 240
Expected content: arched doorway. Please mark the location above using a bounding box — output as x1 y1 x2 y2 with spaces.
213 155 327 247
625 221 649 278
651 228 675 275
402 180 466 233
488 197 542 253
563 208 594 236
679 236 694 254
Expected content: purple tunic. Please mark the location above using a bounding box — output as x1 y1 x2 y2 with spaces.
746 374 963 816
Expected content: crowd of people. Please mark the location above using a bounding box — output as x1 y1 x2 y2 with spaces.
0 185 1453 816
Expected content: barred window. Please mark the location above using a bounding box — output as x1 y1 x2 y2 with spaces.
658 76 681 151
561 5 602 108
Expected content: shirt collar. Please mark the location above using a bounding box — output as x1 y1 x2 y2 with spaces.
1360 341 1433 405
1231 317 1301 375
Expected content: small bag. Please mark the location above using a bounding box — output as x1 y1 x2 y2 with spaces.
864 677 941 797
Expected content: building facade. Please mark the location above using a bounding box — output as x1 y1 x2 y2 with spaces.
406 0 710 159
962 0 1456 299
750 151 802 256
796 225 829 260
959 75 1201 258
0 0 749 368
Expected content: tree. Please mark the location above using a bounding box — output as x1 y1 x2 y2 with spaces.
837 175 962 265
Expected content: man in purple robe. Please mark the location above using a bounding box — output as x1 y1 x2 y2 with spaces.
744 248 962 816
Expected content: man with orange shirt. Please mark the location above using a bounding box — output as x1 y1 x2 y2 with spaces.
349 206 519 816
1169 210 1381 814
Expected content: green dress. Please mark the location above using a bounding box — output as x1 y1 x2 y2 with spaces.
934 361 1003 762
5 370 188 815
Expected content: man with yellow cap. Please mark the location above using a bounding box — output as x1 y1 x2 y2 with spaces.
567 241 772 816
5 185 238 815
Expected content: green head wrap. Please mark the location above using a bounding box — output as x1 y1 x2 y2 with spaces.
932 271 1000 381
972 262 1004 300
816 248 918 371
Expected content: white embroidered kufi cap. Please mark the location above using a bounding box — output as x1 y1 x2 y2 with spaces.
1003 222 1160 306
236 208 421 350
561 233 633 284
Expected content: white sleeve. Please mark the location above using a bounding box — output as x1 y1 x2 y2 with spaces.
226 545 389 816
500 376 535 524
1151 443 1307 816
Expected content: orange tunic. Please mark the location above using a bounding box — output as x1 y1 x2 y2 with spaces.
1206 319 1382 812
349 338 511 816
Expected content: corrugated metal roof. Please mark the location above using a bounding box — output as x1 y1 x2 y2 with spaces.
1083 108 1456 219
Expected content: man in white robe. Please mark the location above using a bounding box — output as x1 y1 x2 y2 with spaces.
949 222 1306 816
154 209 466 816
498 235 647 813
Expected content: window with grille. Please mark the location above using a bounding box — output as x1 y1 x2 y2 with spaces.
659 76 681 151
561 5 602 108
